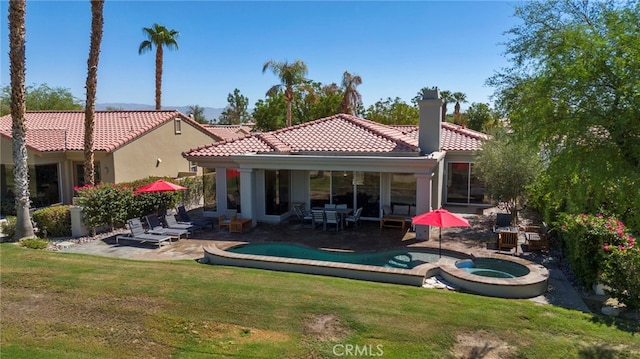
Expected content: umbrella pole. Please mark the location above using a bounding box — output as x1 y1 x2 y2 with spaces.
439 227 442 258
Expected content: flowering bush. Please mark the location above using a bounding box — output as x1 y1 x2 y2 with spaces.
557 213 638 310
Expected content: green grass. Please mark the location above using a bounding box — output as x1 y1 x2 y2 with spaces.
1 244 638 358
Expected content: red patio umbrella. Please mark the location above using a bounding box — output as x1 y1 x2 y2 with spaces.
134 180 187 194
412 208 471 257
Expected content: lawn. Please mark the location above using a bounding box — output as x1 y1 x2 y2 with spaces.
1 244 638 358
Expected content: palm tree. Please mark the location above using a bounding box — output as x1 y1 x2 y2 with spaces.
452 91 468 125
339 71 363 116
138 23 179 110
440 90 454 122
262 59 308 127
412 86 436 106
83 0 104 186
9 0 35 240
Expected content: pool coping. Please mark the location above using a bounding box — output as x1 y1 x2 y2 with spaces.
202 243 549 298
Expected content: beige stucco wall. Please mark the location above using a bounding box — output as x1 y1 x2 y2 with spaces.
112 119 215 183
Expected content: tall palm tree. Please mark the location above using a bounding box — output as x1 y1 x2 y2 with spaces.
339 71 363 116
262 59 308 127
138 23 179 110
439 90 454 122
9 0 35 240
412 86 436 106
452 91 468 125
83 0 104 186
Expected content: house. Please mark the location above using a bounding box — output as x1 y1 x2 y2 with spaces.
183 90 490 239
0 110 219 209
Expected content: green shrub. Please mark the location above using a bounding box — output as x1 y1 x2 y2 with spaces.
556 213 634 288
601 246 640 310
32 205 71 238
1 216 17 240
20 237 49 249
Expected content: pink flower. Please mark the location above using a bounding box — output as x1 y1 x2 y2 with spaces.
603 243 610 252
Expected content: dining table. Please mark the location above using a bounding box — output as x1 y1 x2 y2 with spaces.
312 207 353 230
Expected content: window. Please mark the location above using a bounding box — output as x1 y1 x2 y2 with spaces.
446 162 488 204
226 168 240 212
74 162 101 188
265 170 290 215
174 117 182 134
390 173 416 207
308 171 381 217
189 161 198 173
309 170 330 208
203 168 217 212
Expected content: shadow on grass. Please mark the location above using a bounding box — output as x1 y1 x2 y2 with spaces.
578 343 635 359
589 314 640 335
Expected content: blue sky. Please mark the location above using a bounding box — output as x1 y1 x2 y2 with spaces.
0 1 519 111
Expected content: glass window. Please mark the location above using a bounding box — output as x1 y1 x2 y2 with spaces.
74 162 101 187
203 168 217 211
446 162 489 204
309 170 330 208
226 168 240 212
265 170 290 215
331 171 353 207
174 118 182 134
390 173 416 207
356 172 380 218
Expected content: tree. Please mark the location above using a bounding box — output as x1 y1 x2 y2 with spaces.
8 0 35 240
218 89 250 125
138 23 179 110
412 86 437 106
262 59 309 127
466 102 501 132
83 0 104 187
187 105 208 124
252 93 286 131
0 84 83 115
364 97 418 125
452 91 467 125
439 90 454 122
474 129 542 225
488 0 640 229
338 70 363 115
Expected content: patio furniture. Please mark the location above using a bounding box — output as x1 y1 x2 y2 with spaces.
498 231 519 254
116 218 171 248
311 210 325 230
494 213 512 231
345 207 363 229
380 204 413 230
144 214 189 240
176 206 215 229
324 204 336 209
165 214 200 233
324 210 340 232
293 204 313 229
218 214 236 231
229 218 252 234
525 226 549 252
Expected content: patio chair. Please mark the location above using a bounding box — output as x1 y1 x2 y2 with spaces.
165 214 200 233
311 209 325 230
495 213 512 229
218 214 236 231
324 210 340 232
293 205 313 229
144 214 189 240
498 231 519 254
115 218 171 248
176 206 214 229
345 207 363 229
324 203 336 209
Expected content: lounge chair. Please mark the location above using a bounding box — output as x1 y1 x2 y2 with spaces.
116 218 171 248
176 206 214 229
144 214 189 240
165 214 200 233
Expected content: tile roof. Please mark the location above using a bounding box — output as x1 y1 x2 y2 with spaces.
185 114 488 158
203 124 254 141
400 122 490 151
0 110 216 153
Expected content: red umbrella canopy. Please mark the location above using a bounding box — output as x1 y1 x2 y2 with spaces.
412 208 470 228
134 180 187 194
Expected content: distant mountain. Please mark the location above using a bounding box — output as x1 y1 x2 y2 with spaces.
95 103 224 122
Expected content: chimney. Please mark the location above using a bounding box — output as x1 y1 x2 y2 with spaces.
417 89 443 155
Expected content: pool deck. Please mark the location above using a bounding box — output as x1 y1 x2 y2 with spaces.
55 211 591 312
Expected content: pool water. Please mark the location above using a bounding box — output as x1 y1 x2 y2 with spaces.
455 258 530 278
228 243 451 269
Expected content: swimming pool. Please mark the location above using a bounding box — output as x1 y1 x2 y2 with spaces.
202 243 550 298
227 242 452 269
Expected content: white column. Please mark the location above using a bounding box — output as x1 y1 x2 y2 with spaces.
238 168 256 226
414 172 433 240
